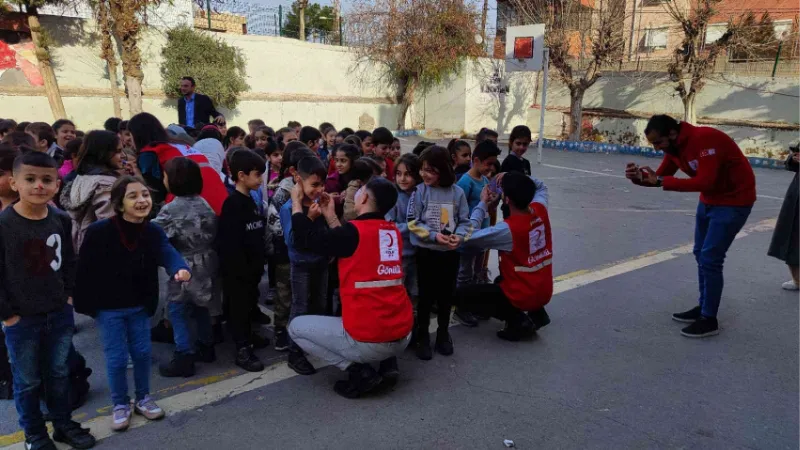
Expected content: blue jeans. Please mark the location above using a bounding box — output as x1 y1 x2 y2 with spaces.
289 262 329 346
3 304 74 437
693 202 752 318
96 307 151 406
168 302 213 355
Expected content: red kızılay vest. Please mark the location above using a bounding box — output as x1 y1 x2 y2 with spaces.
338 219 414 343
140 142 228 215
499 202 554 311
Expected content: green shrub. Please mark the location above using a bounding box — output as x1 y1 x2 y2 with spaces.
160 26 249 109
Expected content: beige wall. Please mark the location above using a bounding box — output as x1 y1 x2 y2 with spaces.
622 0 688 61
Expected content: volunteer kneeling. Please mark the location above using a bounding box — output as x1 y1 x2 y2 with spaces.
287 177 413 399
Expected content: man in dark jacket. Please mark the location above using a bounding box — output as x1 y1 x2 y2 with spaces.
178 77 224 128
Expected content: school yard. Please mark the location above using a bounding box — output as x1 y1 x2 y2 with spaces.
1 139 797 449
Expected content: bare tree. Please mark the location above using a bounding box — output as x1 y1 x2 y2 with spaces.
665 0 775 124
94 0 122 118
508 0 626 141
349 0 484 130
298 0 309 41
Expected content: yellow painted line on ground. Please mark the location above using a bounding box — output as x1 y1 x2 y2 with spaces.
0 218 777 449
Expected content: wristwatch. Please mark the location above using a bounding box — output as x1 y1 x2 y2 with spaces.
656 176 663 187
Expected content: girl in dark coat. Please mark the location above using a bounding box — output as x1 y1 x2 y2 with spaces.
768 146 799 291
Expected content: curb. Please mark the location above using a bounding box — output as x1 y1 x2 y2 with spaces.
542 138 786 171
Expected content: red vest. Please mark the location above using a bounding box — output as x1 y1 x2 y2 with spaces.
338 219 413 343
140 143 228 215
499 202 553 310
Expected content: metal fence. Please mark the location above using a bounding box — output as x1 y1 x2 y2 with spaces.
197 0 283 36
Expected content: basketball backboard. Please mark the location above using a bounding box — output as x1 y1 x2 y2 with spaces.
504 24 545 72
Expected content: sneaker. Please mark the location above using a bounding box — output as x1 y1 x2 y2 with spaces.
681 317 719 338
134 395 165 420
273 328 290 352
251 308 272 325
53 420 96 448
527 308 551 330
414 333 432 361
378 356 400 388
453 308 479 327
434 330 454 356
287 348 316 375
496 313 535 342
782 280 799 291
24 434 57 450
159 353 195 378
195 341 216 363
672 305 702 323
212 322 225 344
235 346 265 372
333 363 384 399
109 404 131 432
250 333 271 349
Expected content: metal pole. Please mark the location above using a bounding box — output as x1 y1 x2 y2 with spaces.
339 17 343 46
279 5 283 36
206 0 212 30
537 48 549 165
772 40 783 78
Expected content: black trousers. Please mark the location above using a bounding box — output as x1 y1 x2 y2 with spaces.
416 248 460 333
223 275 260 348
455 283 520 322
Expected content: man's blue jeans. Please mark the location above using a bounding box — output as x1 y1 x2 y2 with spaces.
694 202 752 318
168 302 213 355
3 304 74 437
96 307 151 406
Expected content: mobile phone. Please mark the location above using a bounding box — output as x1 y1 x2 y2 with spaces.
489 179 502 195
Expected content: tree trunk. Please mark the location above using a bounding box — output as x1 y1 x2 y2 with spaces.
396 77 416 131
567 87 585 141
125 76 143 115
109 0 144 116
682 92 697 124
480 0 489 44
299 4 306 41
97 0 122 118
27 10 67 120
108 57 122 118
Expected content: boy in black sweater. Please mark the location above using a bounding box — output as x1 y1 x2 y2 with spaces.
217 150 269 372
0 152 95 450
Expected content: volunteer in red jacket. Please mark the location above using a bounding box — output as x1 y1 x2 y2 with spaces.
626 115 756 338
455 172 553 341
287 177 413 399
128 112 227 215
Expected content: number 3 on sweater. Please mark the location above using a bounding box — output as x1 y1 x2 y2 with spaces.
46 233 62 271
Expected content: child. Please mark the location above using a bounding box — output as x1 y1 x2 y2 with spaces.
448 139 472 181
335 130 349 145
321 125 337 160
299 126 324 164
252 126 272 159
412 140 435 156
387 153 422 307
476 127 499 144
407 146 471 360
266 143 316 352
247 119 266 136
104 117 122 133
288 120 302 137
277 127 298 144
389 137 402 161
217 150 269 372
325 144 360 216
0 145 20 209
118 120 135 153
74 175 189 432
500 125 532 176
59 138 82 180
24 122 55 155
453 140 501 327
153 158 219 378
0 152 96 449
264 139 283 199
371 127 396 181
50 119 76 161
355 130 374 156
343 158 382 221
0 119 16 139
280 156 330 375
224 126 247 151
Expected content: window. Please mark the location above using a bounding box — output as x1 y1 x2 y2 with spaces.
705 23 728 44
642 28 668 50
641 0 670 6
773 20 792 40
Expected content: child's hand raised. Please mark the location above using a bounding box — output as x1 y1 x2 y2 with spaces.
291 179 305 204
174 270 191 282
308 202 323 221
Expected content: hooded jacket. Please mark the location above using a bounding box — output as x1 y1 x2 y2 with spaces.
60 167 118 252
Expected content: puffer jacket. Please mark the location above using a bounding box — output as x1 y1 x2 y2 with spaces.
60 168 118 252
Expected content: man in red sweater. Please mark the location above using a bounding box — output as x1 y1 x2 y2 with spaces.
626 115 756 338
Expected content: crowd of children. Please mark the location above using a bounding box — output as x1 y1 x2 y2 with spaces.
0 115 554 449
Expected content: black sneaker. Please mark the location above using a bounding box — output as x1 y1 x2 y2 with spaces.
273 328 290 352
333 363 383 399
235 346 264 372
25 434 57 450
527 308 551 330
287 348 316 375
453 308 479 327
672 306 702 323
497 313 535 342
414 333 432 361
251 308 272 325
378 356 400 380
434 330 454 356
212 322 225 344
194 341 216 363
250 333 271 349
158 353 195 378
681 317 719 338
52 421 96 449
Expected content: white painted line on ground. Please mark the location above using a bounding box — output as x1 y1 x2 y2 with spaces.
757 194 785 201
542 164 627 178
0 219 778 449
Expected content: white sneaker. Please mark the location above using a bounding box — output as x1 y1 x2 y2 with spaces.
111 404 131 431
781 280 799 291
134 395 165 420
